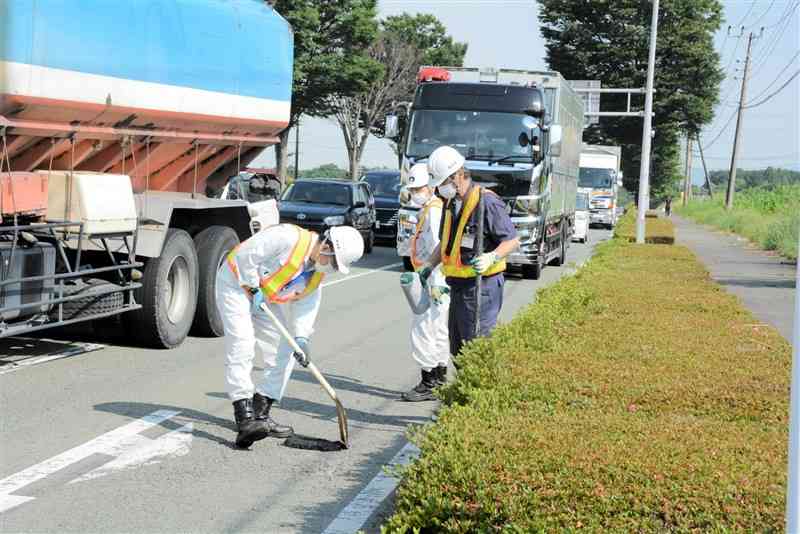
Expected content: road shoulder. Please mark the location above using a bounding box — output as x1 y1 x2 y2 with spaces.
672 215 797 341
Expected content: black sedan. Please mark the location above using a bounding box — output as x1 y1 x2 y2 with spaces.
360 170 401 242
278 179 376 253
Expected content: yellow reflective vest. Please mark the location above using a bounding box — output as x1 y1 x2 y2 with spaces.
441 186 506 278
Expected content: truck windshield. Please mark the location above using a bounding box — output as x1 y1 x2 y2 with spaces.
576 194 589 210
579 167 615 188
282 182 352 206
406 110 538 161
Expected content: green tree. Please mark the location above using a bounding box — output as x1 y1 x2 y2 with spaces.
271 1 382 181
539 0 724 200
333 13 467 179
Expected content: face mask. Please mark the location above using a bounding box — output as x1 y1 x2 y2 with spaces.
438 182 457 200
411 192 430 206
316 251 337 273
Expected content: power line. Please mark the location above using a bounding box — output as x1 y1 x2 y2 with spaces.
747 50 800 102
746 0 778 28
735 0 759 26
743 69 800 108
701 107 739 150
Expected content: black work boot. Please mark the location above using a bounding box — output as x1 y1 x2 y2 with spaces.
253 393 294 438
402 369 437 402
233 398 270 449
434 364 448 387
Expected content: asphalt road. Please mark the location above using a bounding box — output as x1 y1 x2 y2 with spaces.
673 216 797 342
0 229 612 534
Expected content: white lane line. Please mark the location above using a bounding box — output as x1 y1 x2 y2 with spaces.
321 262 403 289
0 410 179 513
0 343 105 376
322 442 420 534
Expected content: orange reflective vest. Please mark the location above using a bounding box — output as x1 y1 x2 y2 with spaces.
227 225 325 303
441 186 506 279
410 197 443 271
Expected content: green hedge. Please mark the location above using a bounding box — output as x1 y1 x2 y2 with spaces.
384 235 790 532
614 210 675 244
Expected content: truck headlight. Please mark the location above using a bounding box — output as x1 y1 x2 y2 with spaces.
324 215 345 226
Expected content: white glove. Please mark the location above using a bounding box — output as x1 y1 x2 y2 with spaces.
429 285 450 305
470 252 498 274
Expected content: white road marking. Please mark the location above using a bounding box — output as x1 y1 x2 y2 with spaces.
0 343 105 376
70 422 193 484
321 262 403 289
322 442 420 534
0 410 187 513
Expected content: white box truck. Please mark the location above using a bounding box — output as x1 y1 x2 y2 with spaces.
578 144 623 229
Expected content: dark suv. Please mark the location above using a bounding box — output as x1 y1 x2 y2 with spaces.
361 170 401 242
278 179 376 253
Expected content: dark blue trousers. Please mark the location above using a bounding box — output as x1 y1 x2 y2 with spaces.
447 273 504 359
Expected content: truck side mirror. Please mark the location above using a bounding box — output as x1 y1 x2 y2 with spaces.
385 115 399 140
549 124 563 158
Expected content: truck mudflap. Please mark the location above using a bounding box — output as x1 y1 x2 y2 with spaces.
0 221 142 338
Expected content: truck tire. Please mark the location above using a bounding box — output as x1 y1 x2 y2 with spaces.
125 229 199 348
191 226 239 337
50 279 124 321
554 223 567 266
521 262 542 280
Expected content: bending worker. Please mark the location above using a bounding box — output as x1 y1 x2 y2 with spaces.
419 146 520 361
402 163 451 402
216 224 364 448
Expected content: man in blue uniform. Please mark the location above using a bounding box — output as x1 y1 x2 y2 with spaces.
418 146 520 362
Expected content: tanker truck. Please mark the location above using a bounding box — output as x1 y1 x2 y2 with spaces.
0 0 292 347
386 67 584 280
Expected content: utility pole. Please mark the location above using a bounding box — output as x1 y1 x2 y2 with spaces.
726 30 759 211
697 134 713 199
294 119 300 181
683 134 693 206
636 0 659 244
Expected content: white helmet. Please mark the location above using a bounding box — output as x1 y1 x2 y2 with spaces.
407 163 430 188
327 226 364 274
428 146 465 187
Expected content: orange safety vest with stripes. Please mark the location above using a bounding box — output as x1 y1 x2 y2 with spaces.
227 225 325 303
410 197 444 271
441 186 506 279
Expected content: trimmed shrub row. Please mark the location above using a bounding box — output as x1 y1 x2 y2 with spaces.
615 209 676 244
383 219 790 532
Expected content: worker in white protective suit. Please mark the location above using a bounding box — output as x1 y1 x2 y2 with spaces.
215 224 364 448
401 163 451 402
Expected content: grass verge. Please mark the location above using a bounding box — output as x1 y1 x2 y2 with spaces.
383 220 790 532
677 186 799 260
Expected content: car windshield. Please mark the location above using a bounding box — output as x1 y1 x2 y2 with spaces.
363 173 400 197
282 182 351 206
576 194 589 210
406 110 539 161
579 167 615 189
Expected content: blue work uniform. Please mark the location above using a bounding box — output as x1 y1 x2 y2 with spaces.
440 185 517 359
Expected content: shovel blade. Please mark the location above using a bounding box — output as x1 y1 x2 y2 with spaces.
335 398 349 448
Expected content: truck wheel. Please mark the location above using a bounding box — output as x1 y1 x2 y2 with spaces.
554 224 567 266
522 262 542 280
191 226 239 337
125 229 199 348
402 256 414 272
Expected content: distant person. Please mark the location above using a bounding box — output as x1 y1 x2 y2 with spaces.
665 196 672 217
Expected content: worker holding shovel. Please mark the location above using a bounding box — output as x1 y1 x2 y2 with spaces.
215 224 364 448
400 163 451 402
418 146 520 363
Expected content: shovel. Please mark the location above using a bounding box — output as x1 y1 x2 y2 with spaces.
258 302 350 449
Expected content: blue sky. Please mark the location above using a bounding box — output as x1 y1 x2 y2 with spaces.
254 0 799 175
